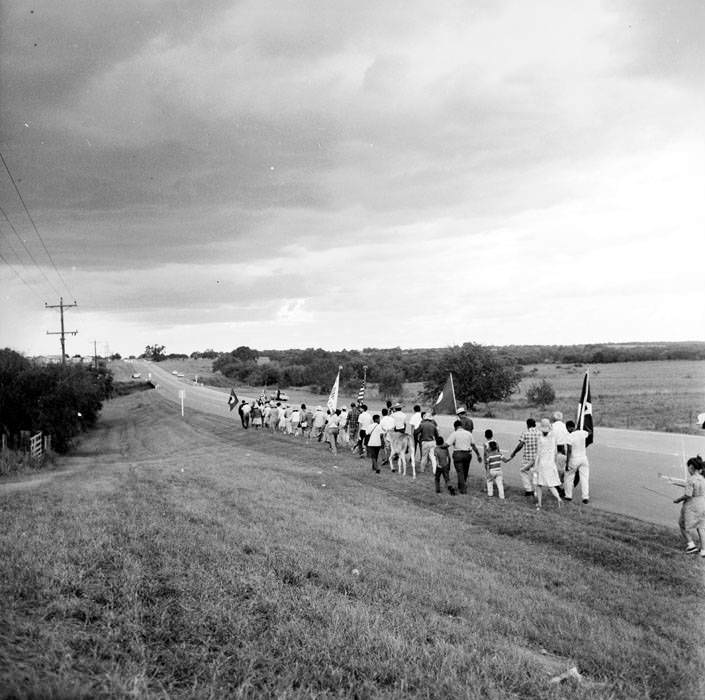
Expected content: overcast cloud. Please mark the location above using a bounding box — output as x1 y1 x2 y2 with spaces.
1 0 703 357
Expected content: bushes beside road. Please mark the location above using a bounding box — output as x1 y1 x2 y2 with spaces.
0 348 113 454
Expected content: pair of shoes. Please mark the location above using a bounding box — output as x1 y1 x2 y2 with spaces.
582 499 589 504
685 543 698 554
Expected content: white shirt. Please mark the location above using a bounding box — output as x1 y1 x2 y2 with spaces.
551 420 569 446
327 413 341 428
409 411 423 430
339 409 348 428
380 415 395 433
392 410 407 431
566 429 589 460
358 411 373 431
366 422 384 447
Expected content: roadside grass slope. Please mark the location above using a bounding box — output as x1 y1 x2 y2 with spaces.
1 391 703 699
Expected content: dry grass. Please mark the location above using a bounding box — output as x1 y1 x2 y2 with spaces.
1 391 704 699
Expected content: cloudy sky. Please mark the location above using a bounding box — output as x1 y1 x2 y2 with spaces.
1 0 703 357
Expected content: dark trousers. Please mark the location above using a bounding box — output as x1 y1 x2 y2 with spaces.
453 450 471 494
354 430 367 456
369 445 381 472
435 463 454 493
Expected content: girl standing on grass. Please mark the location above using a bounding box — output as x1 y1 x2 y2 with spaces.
533 418 563 510
673 456 705 556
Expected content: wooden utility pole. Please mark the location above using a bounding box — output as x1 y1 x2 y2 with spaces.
45 297 78 364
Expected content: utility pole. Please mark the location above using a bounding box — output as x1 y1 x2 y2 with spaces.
45 297 78 365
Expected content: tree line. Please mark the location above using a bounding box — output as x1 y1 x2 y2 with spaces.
0 348 113 454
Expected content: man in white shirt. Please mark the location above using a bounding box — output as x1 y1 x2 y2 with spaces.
409 404 423 460
446 420 481 494
355 404 373 458
563 420 590 503
392 403 407 432
379 408 396 468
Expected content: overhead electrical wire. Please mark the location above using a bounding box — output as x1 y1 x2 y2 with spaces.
0 201 62 298
0 246 45 302
0 149 75 301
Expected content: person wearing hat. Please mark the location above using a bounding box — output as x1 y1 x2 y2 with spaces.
456 406 474 432
309 406 327 443
446 419 481 494
532 418 563 510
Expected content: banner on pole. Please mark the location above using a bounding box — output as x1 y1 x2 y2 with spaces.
327 366 342 412
434 373 457 415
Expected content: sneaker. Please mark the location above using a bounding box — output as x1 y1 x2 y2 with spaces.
700 550 705 557
563 497 572 502
685 543 698 554
582 499 589 504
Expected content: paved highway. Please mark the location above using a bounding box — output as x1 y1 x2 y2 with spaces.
130 360 705 529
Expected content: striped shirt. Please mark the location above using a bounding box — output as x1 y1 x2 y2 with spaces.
486 451 503 471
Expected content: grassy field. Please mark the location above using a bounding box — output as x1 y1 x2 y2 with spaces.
156 358 705 434
1 391 704 698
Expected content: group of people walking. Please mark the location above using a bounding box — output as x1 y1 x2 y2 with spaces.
234 395 705 556
235 398 591 511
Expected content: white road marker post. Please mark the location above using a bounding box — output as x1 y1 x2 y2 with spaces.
178 389 185 418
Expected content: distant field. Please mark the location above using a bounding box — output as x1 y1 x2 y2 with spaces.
152 358 705 434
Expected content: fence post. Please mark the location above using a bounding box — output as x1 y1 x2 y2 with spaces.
29 432 44 464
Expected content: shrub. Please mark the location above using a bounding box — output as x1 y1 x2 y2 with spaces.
0 349 112 454
526 379 556 407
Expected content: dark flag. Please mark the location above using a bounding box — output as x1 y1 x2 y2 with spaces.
228 388 238 411
357 366 367 405
433 373 457 415
576 371 593 446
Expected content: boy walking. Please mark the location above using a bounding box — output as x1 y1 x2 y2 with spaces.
485 441 505 499
433 435 456 495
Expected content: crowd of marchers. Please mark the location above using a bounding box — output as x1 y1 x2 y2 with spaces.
234 399 592 510
234 397 705 557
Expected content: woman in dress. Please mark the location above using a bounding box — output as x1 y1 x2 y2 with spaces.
532 418 563 510
674 456 705 556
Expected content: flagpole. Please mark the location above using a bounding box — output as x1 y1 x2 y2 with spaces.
449 372 457 413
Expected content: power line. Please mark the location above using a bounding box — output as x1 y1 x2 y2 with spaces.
0 247 45 302
0 201 62 297
0 149 75 300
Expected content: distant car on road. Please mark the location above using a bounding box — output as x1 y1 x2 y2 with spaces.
131 373 141 379
171 370 179 375
177 372 185 378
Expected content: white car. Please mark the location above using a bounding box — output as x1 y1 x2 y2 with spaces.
131 373 141 379
171 370 179 375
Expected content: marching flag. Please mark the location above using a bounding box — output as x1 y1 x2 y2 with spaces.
356 365 367 405
227 388 238 411
698 412 705 429
576 371 593 446
327 366 342 412
433 373 457 415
